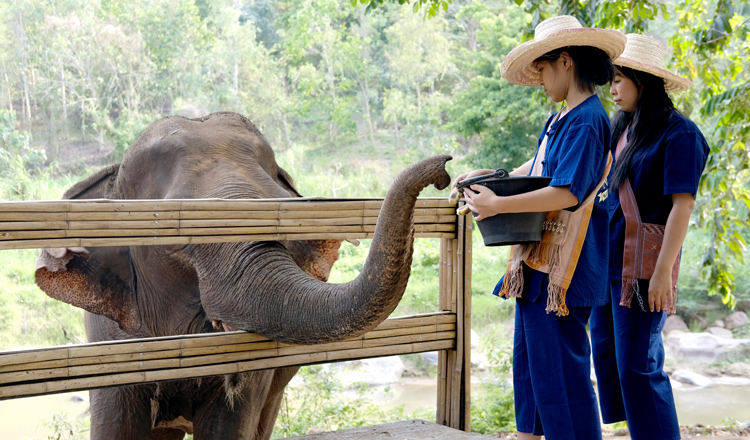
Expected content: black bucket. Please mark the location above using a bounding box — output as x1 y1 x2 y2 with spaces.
457 169 552 246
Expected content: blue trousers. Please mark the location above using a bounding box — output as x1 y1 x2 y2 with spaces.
590 280 680 440
514 288 602 439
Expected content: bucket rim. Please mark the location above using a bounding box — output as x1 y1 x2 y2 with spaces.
457 170 552 191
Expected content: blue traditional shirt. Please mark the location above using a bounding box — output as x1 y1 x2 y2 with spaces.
608 110 710 279
523 94 612 307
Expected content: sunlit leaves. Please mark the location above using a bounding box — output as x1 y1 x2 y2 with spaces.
668 0 750 307
353 0 451 18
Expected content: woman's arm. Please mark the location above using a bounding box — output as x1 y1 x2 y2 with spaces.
462 184 579 221
648 193 695 312
509 158 535 177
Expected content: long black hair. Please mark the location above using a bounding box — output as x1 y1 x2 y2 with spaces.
609 65 677 190
534 46 615 94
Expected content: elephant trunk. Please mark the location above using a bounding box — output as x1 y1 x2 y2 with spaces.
190 155 452 344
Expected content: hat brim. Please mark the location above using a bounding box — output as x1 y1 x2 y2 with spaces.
501 28 626 87
614 56 691 93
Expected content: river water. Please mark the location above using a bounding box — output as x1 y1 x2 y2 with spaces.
373 378 750 426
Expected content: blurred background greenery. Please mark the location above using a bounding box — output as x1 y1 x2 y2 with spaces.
1 0 749 438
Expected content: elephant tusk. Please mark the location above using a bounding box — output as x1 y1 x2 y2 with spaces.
211 319 222 331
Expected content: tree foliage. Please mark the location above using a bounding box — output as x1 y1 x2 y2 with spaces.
353 0 452 18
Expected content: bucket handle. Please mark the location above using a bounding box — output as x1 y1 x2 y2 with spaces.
457 168 510 193
492 168 509 179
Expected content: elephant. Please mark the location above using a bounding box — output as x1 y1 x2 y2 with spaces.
34 111 452 439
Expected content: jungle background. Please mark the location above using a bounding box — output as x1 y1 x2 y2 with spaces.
0 0 749 438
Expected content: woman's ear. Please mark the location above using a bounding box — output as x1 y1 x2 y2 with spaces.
560 52 572 71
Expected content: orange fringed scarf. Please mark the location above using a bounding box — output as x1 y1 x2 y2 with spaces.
499 152 612 317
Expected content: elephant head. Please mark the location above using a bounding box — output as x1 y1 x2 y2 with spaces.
35 112 453 344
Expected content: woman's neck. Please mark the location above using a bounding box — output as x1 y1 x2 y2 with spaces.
563 87 594 112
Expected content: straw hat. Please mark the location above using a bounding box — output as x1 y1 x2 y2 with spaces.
501 15 626 87
614 33 691 93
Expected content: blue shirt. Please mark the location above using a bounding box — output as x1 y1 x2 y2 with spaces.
528 94 612 307
608 111 710 279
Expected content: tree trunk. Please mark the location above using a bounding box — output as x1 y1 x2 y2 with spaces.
61 61 68 138
358 76 375 144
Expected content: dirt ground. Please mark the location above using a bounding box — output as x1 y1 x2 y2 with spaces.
488 425 750 439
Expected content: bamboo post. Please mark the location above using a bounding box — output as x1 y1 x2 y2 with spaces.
437 232 457 426
456 208 472 431
436 201 472 431
437 238 451 424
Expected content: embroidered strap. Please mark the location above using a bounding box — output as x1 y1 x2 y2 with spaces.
619 178 679 313
499 152 612 316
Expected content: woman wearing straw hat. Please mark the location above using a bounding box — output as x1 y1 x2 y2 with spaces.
455 15 625 440
590 34 709 440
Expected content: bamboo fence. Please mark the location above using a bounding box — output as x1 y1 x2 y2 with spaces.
0 196 473 431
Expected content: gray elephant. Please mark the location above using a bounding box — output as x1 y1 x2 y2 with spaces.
34 111 452 439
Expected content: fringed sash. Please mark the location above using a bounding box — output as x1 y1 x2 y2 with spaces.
619 177 679 313
499 149 612 317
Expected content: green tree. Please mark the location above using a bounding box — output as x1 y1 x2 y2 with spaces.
353 0 452 18
447 1 551 170
279 0 361 142
668 0 750 308
384 6 457 159
101 0 208 115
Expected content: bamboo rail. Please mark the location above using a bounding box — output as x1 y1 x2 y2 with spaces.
0 198 456 250
0 312 455 400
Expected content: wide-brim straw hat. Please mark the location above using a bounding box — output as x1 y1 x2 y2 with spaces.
501 15 626 87
614 33 691 93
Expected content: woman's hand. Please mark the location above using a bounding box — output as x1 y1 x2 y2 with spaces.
648 267 675 313
463 185 503 221
650 193 695 313
451 169 494 189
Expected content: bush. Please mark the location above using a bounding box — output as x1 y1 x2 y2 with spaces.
1 109 46 173
0 109 48 199
39 412 89 440
272 365 418 438
470 326 515 434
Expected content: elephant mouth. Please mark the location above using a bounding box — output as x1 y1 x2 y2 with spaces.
212 319 239 332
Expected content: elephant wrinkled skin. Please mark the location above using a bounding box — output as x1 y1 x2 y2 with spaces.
34 112 452 440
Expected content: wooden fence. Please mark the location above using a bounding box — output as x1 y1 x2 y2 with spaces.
0 197 472 431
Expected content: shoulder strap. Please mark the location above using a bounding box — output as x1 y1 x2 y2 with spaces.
572 151 613 212
618 177 642 225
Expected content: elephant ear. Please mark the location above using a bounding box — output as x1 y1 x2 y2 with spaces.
63 163 120 199
35 163 142 333
35 247 140 333
276 166 303 198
